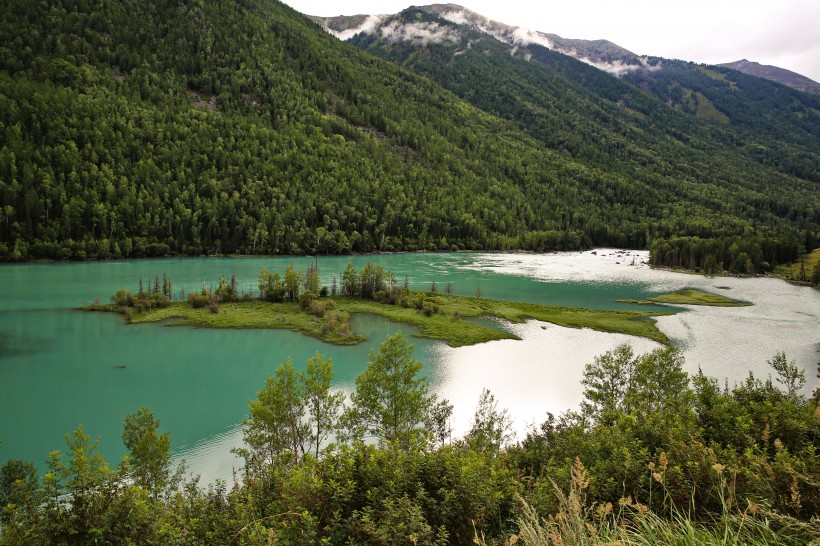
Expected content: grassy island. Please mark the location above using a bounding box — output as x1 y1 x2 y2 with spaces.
82 262 672 347
94 295 670 347
619 288 751 307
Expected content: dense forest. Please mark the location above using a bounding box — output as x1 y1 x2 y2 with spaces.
0 0 817 272
344 7 820 273
1 336 817 544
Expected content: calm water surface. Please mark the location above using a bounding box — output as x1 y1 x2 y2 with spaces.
1 251 817 482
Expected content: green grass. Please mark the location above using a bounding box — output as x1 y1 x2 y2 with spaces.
773 248 820 284
694 91 730 123
85 292 672 347
87 301 365 345
619 288 751 307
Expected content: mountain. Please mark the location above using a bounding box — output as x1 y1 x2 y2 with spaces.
311 3 647 76
316 5 819 185
312 4 819 271
717 59 820 94
0 0 817 274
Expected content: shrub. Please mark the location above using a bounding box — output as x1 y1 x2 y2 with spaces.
188 293 210 308
309 299 336 317
300 290 317 310
421 300 439 316
112 289 134 307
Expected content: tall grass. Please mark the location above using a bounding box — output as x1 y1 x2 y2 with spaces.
478 457 820 546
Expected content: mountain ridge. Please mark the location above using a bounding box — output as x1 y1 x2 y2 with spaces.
0 0 817 273
310 3 649 76
312 4 819 93
717 59 820 94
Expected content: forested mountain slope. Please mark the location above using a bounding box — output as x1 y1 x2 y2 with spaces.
323 6 820 271
0 0 817 272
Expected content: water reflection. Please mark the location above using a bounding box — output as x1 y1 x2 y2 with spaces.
1 250 817 485
431 320 662 440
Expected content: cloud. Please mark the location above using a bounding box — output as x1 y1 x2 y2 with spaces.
511 28 553 49
378 20 462 46
326 14 385 41
576 57 660 77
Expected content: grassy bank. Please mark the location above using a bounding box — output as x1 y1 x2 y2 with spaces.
85 292 671 347
619 288 751 307
126 301 366 345
773 248 820 285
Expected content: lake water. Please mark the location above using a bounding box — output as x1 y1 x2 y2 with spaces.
1 251 817 482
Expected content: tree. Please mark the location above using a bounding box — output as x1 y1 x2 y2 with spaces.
425 396 454 448
240 354 343 469
768 351 805 399
303 353 344 458
0 459 38 525
465 389 513 453
343 334 432 449
580 344 636 423
624 346 690 419
341 261 359 296
42 426 118 544
305 260 320 295
122 407 175 498
241 359 307 469
284 264 302 301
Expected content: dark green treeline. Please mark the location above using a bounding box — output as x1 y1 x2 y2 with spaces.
0 0 817 270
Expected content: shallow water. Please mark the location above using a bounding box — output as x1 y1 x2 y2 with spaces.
0 251 816 482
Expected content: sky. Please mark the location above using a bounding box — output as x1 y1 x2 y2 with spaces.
281 0 820 82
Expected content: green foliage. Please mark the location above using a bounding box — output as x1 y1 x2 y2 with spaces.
303 353 345 459
1 341 819 544
464 389 513 454
0 459 37 525
239 352 343 472
349 8 819 268
258 266 286 302
768 351 806 399
122 407 174 498
0 0 815 266
240 358 310 470
342 334 433 449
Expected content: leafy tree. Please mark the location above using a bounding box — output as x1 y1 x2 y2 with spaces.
768 351 806 398
0 459 37 525
39 426 119 544
580 344 636 423
284 264 302 302
241 353 343 470
303 352 344 458
305 261 320 295
465 388 513 453
240 358 307 470
341 261 359 296
425 396 454 448
343 334 432 449
122 407 176 498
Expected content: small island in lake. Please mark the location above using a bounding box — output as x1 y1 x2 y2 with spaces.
618 288 751 307
82 262 673 347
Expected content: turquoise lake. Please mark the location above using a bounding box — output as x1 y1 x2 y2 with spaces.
1 251 817 481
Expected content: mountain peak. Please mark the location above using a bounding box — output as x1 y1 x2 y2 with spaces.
718 59 820 94
311 4 648 76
